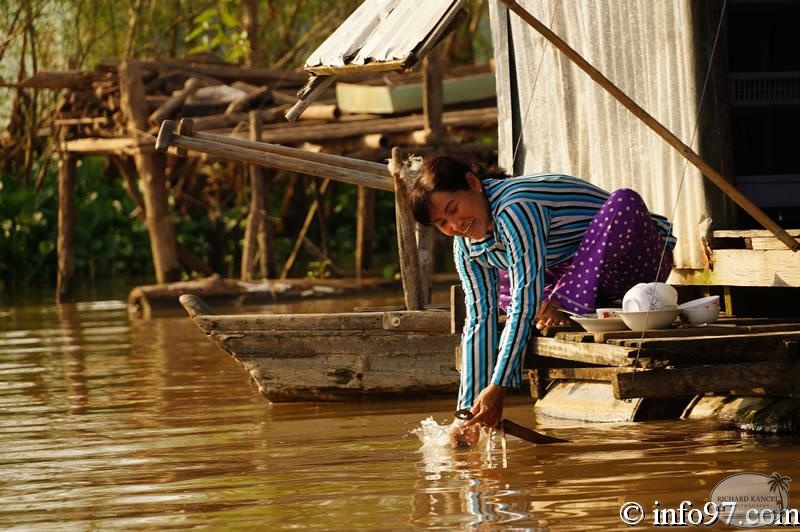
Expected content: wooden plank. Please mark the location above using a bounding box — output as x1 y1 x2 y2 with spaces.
194 311 385 333
608 331 800 362
669 249 800 287
546 367 634 382
215 330 459 356
613 361 800 399
713 229 800 239
594 323 800 342
527 336 640 366
382 310 450 333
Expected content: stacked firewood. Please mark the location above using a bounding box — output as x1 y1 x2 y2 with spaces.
18 56 498 155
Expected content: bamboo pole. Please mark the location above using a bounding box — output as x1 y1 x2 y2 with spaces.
280 179 331 279
391 147 425 310
56 153 76 302
499 0 799 252
188 125 390 177
285 75 337 123
148 76 201 126
155 121 393 191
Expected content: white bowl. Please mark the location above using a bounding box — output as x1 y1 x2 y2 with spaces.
679 295 720 311
571 316 628 332
618 308 679 331
680 306 720 325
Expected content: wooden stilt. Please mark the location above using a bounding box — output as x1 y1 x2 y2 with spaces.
500 0 799 252
241 111 274 280
391 147 425 310
119 59 181 283
423 45 444 144
56 153 76 302
355 186 374 279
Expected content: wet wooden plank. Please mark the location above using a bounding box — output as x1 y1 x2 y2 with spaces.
613 361 800 399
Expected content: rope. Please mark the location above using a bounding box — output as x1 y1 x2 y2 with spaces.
627 0 729 389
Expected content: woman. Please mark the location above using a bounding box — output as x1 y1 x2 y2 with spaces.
410 153 675 445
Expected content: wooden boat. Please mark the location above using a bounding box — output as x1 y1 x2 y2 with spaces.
179 294 460 402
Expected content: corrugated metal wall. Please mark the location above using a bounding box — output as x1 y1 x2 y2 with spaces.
489 0 732 270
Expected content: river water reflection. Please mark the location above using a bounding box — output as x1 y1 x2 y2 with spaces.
0 292 797 530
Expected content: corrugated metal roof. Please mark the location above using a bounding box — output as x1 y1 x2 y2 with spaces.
305 0 465 74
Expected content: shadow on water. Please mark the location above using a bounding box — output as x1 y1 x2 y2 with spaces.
0 291 797 529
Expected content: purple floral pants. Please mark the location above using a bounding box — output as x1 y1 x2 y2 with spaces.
497 189 673 314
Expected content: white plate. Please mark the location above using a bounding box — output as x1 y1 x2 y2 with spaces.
570 316 628 332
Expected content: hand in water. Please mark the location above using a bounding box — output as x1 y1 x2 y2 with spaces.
464 384 507 430
535 299 571 330
449 420 480 449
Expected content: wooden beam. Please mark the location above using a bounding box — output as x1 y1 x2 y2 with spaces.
669 249 800 287
608 331 800 363
382 310 450 333
392 148 425 310
546 366 634 382
119 59 181 283
612 361 800 399
61 137 145 154
500 0 799 252
355 186 374 279
191 128 390 177
156 123 394 192
528 336 640 367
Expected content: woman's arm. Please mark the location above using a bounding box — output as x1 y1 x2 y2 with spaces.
453 237 499 410
491 202 549 388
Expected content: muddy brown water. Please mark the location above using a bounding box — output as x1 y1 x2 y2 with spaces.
0 291 797 530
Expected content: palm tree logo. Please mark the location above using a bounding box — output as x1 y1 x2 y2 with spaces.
768 472 792 510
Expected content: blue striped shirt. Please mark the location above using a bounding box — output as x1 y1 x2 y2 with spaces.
454 174 675 408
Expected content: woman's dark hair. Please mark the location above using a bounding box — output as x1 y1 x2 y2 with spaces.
410 153 509 225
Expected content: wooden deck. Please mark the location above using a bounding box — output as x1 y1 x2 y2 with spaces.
528 318 800 403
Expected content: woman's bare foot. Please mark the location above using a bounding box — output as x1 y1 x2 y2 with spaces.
535 299 571 330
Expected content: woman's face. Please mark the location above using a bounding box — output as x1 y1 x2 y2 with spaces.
427 172 492 239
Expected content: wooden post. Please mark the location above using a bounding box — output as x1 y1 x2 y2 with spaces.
423 45 444 144
355 186 374 279
499 0 799 252
120 59 181 283
56 153 76 302
391 148 424 310
241 111 274 280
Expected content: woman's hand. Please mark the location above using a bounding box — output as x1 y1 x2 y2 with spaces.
535 299 570 330
463 384 507 430
449 421 480 448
